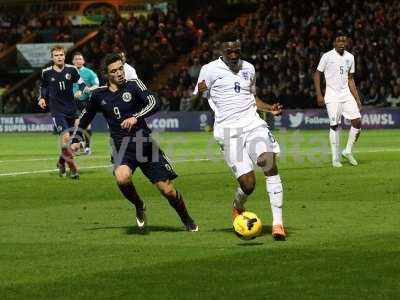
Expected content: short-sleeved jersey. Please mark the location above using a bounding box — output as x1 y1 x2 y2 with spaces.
317 49 355 103
124 63 138 80
40 64 84 116
193 57 264 129
78 79 159 145
73 66 99 101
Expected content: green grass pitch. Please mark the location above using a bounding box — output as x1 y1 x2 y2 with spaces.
0 129 399 299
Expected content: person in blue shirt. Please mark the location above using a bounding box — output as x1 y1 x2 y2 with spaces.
72 52 99 155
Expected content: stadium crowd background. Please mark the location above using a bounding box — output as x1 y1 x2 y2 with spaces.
1 0 400 114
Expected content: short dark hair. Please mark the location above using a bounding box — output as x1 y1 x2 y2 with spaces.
335 31 347 40
219 31 240 43
72 51 83 58
101 53 122 74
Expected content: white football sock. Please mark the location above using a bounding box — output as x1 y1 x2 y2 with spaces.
233 187 248 210
329 128 340 161
266 175 283 226
345 126 361 154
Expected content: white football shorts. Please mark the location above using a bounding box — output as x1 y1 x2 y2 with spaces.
214 123 280 178
326 98 361 126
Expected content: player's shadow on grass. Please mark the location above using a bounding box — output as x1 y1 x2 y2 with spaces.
86 225 183 235
236 242 264 246
124 225 184 235
180 170 229 177
280 165 329 171
212 225 272 234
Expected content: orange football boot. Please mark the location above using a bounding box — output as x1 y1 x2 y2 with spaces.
232 206 245 221
272 224 286 241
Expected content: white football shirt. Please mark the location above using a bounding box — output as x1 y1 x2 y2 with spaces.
317 49 355 103
124 63 138 80
193 57 264 129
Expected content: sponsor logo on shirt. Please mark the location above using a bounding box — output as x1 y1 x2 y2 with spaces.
65 73 71 80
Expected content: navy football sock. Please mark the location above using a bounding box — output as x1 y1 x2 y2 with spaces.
118 182 144 209
166 190 192 224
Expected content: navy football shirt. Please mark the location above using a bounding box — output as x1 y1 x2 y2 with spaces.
40 64 85 117
78 79 160 144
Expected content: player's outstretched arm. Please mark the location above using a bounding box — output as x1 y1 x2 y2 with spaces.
255 97 283 115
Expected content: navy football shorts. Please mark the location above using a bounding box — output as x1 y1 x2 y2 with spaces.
113 138 178 184
52 114 77 134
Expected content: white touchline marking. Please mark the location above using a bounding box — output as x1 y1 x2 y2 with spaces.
0 155 111 163
1 147 399 164
0 148 399 177
0 165 110 176
0 158 218 177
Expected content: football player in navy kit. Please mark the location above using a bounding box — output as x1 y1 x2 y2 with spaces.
38 45 89 179
72 53 198 232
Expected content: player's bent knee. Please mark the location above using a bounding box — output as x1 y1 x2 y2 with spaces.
114 166 132 185
257 152 277 175
115 174 131 185
238 173 256 195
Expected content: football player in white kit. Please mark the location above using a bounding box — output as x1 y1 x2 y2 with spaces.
119 51 139 80
192 32 286 240
314 34 362 167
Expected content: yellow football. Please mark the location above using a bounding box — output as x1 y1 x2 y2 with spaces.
233 211 262 240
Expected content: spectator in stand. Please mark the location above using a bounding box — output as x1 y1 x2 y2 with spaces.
77 4 214 88
160 95 171 111
376 86 388 107
179 89 193 111
166 0 400 110
177 68 192 89
188 57 201 81
3 0 400 113
258 86 278 104
386 86 400 107
364 86 379 106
